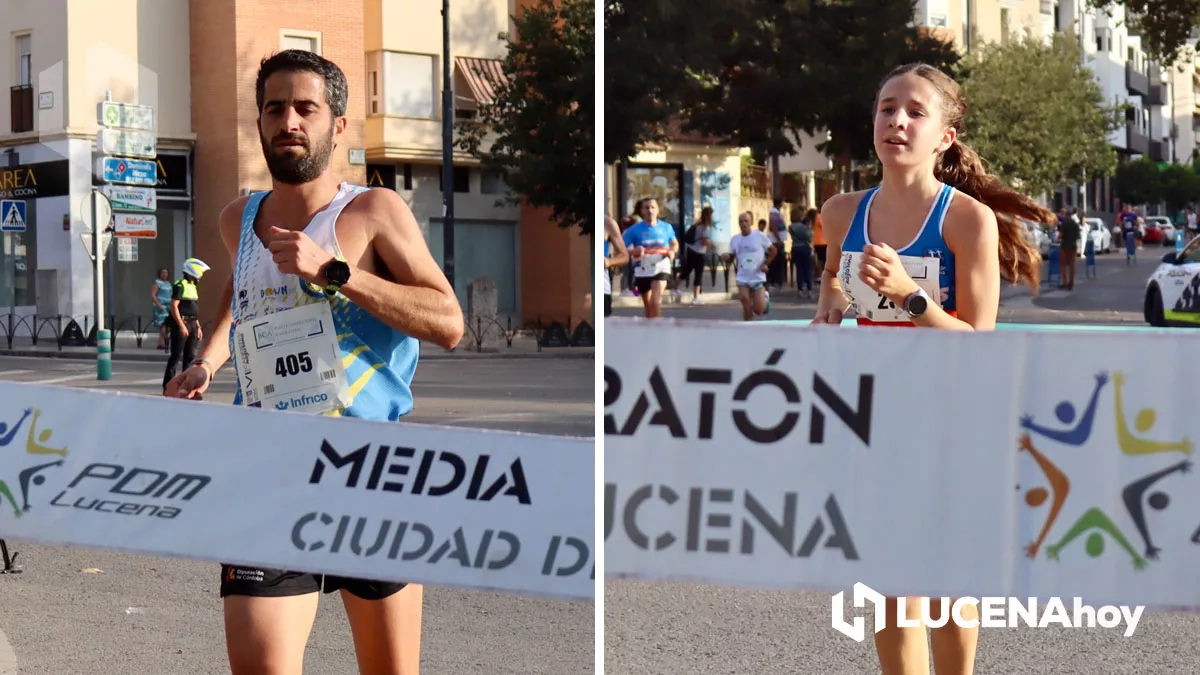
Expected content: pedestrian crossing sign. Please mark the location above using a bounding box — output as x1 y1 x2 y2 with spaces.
0 200 25 233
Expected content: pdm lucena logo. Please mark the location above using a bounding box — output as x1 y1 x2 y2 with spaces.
0 408 68 519
1018 371 1192 569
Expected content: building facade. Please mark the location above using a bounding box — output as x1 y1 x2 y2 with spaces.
917 0 1174 220
0 0 584 332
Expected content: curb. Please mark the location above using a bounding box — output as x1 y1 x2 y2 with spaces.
0 347 595 363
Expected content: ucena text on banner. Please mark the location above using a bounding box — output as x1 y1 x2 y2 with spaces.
603 317 1200 612
0 383 593 601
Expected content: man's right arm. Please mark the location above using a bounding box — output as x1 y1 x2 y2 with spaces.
192 197 249 375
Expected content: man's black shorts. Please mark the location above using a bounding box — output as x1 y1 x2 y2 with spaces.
220 564 407 601
634 273 670 295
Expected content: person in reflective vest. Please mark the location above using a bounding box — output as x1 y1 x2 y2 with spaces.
162 257 210 393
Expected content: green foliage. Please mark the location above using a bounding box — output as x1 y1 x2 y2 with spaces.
604 0 960 164
458 0 594 235
1159 163 1200 210
959 32 1125 196
1112 156 1164 204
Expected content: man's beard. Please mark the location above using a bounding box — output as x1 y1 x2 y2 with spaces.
261 126 334 185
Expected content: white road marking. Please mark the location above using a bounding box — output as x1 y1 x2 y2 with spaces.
0 370 31 378
27 374 94 385
0 626 18 674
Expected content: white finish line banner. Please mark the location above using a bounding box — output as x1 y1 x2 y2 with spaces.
0 383 593 601
604 318 1200 611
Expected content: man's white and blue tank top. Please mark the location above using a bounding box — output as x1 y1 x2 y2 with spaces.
229 182 419 420
841 183 958 312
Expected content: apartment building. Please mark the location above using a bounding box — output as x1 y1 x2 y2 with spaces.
1168 51 1200 164
916 0 1171 219
0 0 584 330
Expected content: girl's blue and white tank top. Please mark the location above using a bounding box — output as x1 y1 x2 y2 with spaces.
229 182 419 420
841 183 958 313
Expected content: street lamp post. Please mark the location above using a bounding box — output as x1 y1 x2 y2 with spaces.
442 0 456 289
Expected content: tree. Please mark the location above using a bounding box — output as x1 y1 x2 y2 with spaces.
1159 163 1200 211
604 0 722 163
1089 0 1200 65
958 31 1125 197
458 0 594 235
1113 157 1164 204
604 0 960 168
795 0 961 164
677 0 961 163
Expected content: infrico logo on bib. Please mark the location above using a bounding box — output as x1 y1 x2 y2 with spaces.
276 392 328 411
831 583 1144 642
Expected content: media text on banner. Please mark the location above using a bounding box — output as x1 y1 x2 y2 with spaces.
0 383 594 600
604 318 1200 611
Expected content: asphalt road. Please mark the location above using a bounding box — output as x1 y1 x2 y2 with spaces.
0 355 595 675
604 250 1200 675
610 248 1156 325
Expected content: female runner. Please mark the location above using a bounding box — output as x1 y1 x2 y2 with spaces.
812 63 1053 675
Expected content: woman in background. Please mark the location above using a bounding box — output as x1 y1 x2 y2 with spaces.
150 267 172 349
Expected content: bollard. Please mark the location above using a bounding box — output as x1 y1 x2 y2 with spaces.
96 329 111 381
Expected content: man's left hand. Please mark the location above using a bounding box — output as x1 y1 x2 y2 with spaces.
267 226 332 285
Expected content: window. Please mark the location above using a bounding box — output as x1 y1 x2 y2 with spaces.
384 52 436 119
280 30 321 55
1000 9 1010 43
438 166 470 193
16 34 31 86
480 170 508 195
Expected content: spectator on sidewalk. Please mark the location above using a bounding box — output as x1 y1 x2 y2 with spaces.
150 267 172 350
789 208 815 298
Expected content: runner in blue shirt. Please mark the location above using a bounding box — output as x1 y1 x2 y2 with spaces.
622 199 679 318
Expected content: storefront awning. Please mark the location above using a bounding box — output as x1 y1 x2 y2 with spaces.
455 57 506 106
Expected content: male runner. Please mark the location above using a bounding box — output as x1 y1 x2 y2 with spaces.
722 211 775 321
165 49 463 675
623 198 678 318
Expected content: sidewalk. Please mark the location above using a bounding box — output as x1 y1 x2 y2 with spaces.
0 332 593 362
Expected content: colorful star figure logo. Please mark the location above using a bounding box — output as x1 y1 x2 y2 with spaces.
0 408 68 519
1018 371 1192 570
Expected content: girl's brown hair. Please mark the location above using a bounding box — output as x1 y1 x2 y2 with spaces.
878 63 1053 291
699 206 713 225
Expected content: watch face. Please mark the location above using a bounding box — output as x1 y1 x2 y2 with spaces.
908 294 928 316
325 260 351 286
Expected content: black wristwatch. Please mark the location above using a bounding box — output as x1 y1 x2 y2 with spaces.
903 288 931 318
322 257 351 296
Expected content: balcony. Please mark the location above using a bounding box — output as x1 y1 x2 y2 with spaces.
1147 83 1166 106
1126 62 1150 97
1150 140 1166 163
1127 122 1151 156
9 85 32 134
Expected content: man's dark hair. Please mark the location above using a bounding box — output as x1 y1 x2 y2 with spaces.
255 50 348 118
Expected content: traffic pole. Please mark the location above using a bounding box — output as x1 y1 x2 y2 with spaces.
91 190 109 381
96 329 111 381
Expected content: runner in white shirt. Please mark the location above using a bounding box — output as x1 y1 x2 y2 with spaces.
721 211 776 321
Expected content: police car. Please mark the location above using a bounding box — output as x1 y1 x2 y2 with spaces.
1144 235 1200 326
